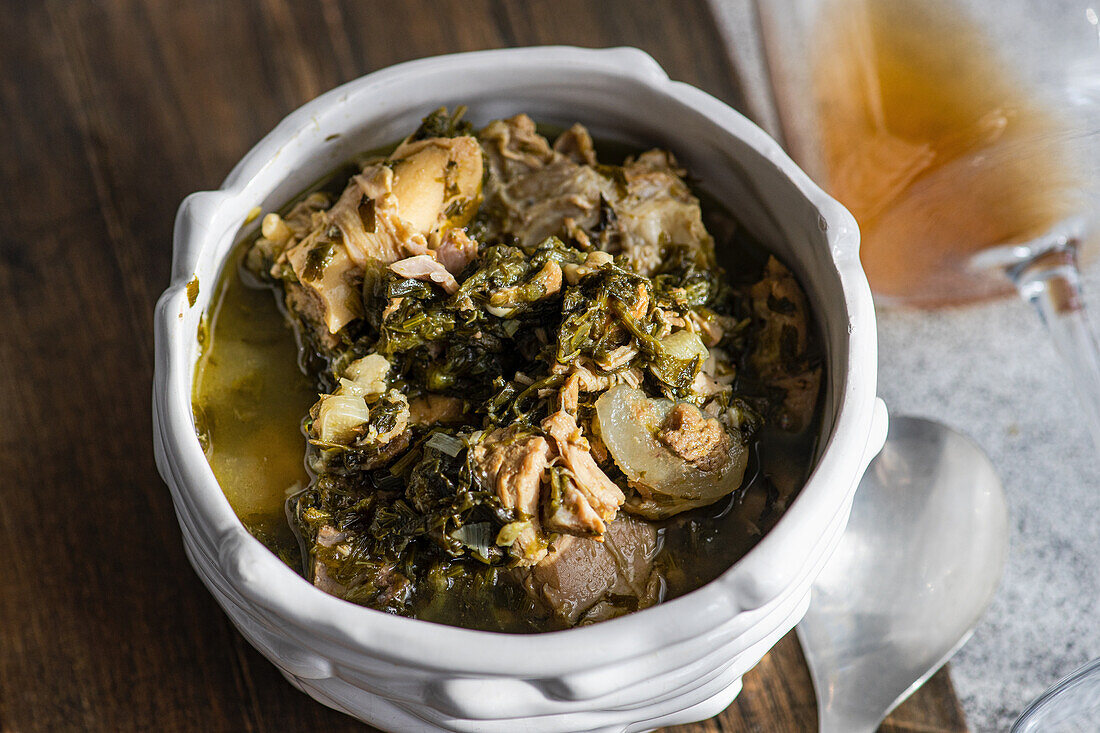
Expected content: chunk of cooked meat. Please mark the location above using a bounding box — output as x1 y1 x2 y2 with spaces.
473 429 551 517
283 240 363 334
311 525 348 595
543 469 606 536
771 370 823 433
274 136 482 334
283 281 341 354
555 358 644 414
389 254 460 294
248 192 332 276
433 227 479 274
387 136 483 233
408 394 466 426
609 150 715 276
479 116 714 278
523 516 661 626
749 256 822 432
479 114 618 246
312 526 411 610
541 411 625 522
343 353 390 396
690 369 727 399
688 311 725 347
479 113 557 177
534 260 564 298
552 123 598 166
657 403 729 471
557 374 580 414
325 165 409 267
552 357 644 390
750 257 811 361
596 344 639 371
471 428 554 565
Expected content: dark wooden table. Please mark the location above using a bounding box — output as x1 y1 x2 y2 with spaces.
0 1 968 730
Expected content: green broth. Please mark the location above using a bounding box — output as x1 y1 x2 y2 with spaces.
193 250 317 564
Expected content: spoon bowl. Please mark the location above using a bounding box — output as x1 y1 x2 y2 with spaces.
798 415 1009 733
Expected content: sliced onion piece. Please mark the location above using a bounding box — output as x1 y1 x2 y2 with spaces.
594 384 747 517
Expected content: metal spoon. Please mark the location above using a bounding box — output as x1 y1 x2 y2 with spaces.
798 415 1010 733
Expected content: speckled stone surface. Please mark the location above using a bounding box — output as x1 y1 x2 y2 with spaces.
706 2 1100 729
876 267 1100 731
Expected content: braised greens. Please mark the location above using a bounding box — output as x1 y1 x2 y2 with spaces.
197 108 823 632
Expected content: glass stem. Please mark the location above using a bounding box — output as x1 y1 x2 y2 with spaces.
1008 243 1100 449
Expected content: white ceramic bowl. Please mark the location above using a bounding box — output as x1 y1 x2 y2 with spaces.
153 46 886 733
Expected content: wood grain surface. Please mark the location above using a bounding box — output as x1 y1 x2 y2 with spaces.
0 1 967 731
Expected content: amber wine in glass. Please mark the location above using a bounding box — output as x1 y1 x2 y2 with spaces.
758 0 1100 444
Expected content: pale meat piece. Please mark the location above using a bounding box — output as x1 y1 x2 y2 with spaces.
343 353 390 396
552 123 598 166
471 428 552 517
276 135 483 334
479 114 618 246
770 370 823 433
313 525 409 608
531 260 564 298
494 160 613 247
554 358 646 411
248 193 331 276
687 310 725 347
389 254 460 294
595 344 638 371
471 428 554 565
543 473 606 536
552 357 644 391
408 394 466 426
556 375 580 415
479 116 714 278
690 369 727 399
387 136 483 233
657 403 729 471
561 250 614 285
283 281 341 354
749 256 822 432
433 227 479 275
283 239 363 333
541 411 625 523
524 516 662 626
555 359 645 414
327 165 408 267
750 256 812 358
312 525 348 595
610 150 716 276
479 113 557 178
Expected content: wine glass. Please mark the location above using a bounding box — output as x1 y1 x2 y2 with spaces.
753 0 1100 446
1013 656 1100 732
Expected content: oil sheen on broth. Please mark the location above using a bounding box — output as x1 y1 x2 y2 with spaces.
813 0 1083 306
193 253 316 562
192 133 822 632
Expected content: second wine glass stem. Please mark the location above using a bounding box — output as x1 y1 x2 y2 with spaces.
1009 244 1100 451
